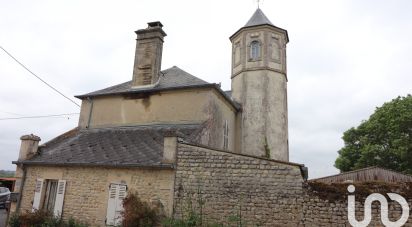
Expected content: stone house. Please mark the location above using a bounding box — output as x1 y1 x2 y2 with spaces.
11 9 310 226
11 8 412 227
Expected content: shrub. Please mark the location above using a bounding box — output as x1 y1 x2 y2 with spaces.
8 209 89 227
121 191 164 227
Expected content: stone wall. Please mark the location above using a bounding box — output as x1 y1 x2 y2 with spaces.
19 166 175 226
17 144 412 226
302 182 412 226
175 143 412 226
174 143 304 226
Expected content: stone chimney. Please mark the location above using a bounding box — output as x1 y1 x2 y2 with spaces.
132 21 167 87
18 134 41 161
9 134 41 213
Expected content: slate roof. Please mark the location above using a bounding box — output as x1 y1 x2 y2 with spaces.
230 9 289 42
244 8 274 27
76 66 210 98
75 66 240 111
310 166 412 183
15 124 203 168
224 90 232 97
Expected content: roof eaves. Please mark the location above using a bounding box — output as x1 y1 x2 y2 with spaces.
12 160 175 169
211 84 241 112
229 24 289 43
75 83 241 112
75 83 216 99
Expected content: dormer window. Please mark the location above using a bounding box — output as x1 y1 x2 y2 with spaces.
250 40 261 61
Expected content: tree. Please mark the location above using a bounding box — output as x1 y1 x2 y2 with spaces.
0 170 14 178
335 95 412 174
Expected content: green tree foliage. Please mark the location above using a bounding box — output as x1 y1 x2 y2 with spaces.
335 95 412 174
0 170 15 178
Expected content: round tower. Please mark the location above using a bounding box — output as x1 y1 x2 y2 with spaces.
230 9 289 161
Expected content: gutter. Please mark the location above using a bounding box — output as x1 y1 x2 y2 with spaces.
11 161 175 170
16 165 26 213
86 97 94 128
76 83 241 112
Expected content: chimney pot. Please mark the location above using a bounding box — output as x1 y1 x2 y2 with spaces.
147 21 163 28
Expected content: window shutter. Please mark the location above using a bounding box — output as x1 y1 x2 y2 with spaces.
32 178 44 211
53 180 66 217
114 184 127 226
106 183 127 226
106 184 118 225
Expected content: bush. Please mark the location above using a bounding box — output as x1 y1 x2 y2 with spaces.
8 210 89 227
121 191 164 227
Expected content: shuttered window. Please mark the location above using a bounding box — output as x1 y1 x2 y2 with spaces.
44 180 58 213
106 183 127 226
32 179 66 217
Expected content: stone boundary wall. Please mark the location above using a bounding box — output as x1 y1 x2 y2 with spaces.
302 182 412 226
174 143 304 226
175 143 412 226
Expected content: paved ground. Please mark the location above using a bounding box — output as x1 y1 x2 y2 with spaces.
0 209 7 227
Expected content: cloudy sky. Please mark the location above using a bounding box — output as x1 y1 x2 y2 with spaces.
0 0 411 178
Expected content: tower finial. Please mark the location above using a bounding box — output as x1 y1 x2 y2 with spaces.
256 0 260 9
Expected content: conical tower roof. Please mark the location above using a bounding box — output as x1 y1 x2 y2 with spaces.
244 8 273 27
230 8 288 42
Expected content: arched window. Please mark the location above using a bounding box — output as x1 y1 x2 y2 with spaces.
250 40 261 60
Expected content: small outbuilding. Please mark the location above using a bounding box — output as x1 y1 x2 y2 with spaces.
0 177 16 191
310 166 412 183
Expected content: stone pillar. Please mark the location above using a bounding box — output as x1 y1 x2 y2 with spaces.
10 134 41 213
132 21 167 87
162 136 177 164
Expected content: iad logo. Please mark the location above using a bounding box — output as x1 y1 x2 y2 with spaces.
347 185 410 227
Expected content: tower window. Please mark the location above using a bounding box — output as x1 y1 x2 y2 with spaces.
250 40 261 61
